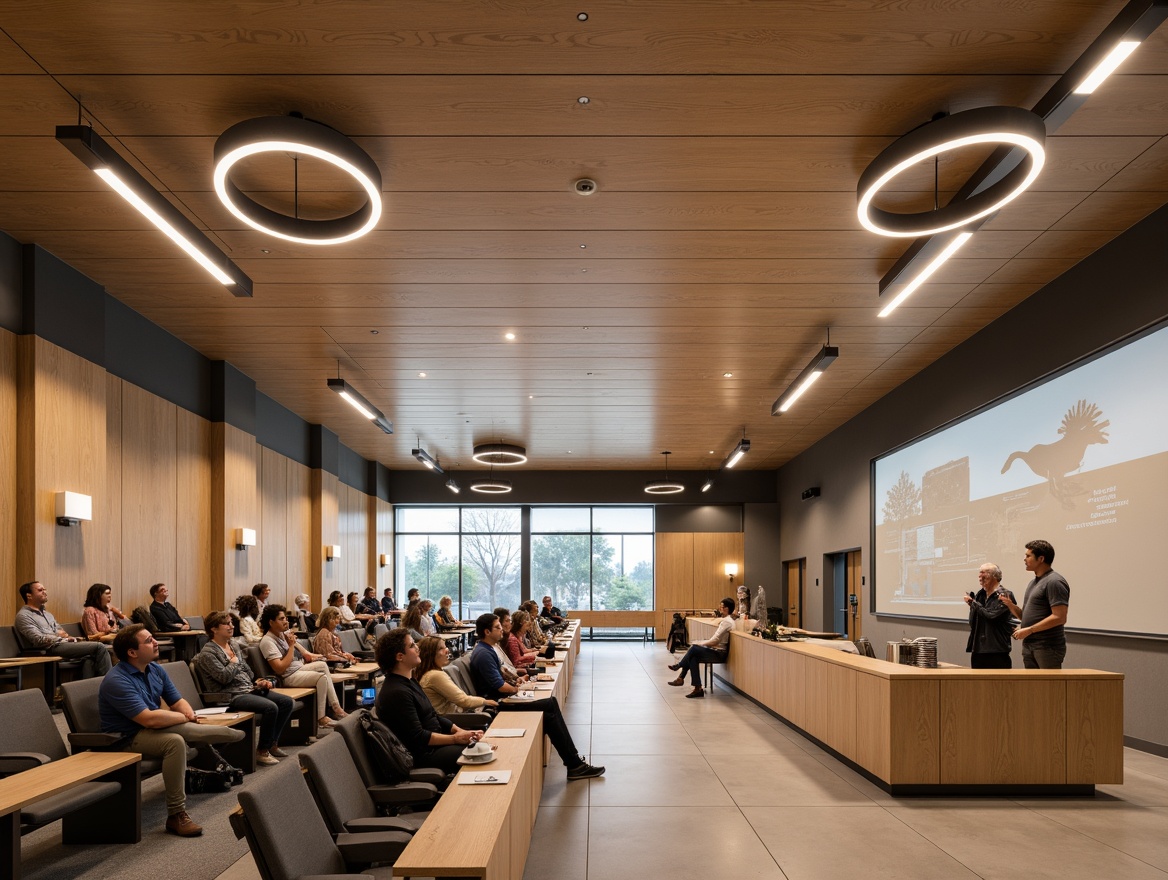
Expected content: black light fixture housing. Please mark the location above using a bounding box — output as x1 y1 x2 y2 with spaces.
412 447 444 474
445 478 461 494
56 124 253 296
772 344 839 416
472 442 528 466
722 437 750 469
326 377 393 435
701 474 715 493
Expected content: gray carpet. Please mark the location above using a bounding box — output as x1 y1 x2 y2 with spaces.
17 713 268 880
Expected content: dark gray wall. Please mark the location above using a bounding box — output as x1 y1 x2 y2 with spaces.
776 203 1168 750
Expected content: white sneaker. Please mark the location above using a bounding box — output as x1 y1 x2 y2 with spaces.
256 752 279 766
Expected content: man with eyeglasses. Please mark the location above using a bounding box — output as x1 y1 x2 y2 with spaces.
99 623 244 837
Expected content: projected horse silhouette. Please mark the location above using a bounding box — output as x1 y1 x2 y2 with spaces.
1001 399 1110 508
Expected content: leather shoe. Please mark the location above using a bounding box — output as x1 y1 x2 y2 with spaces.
667 677 686 686
667 663 681 671
685 687 705 699
165 810 203 837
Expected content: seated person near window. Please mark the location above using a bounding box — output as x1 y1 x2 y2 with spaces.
312 606 359 663
82 582 126 642
415 635 498 717
418 599 437 636
195 611 294 766
519 601 549 650
235 594 263 645
400 603 426 641
539 595 565 625
503 610 539 668
358 586 383 618
435 595 458 628
375 628 483 775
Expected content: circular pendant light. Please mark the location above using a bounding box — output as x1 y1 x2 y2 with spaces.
469 478 512 494
472 442 528 466
213 115 383 245
856 106 1046 238
645 451 685 495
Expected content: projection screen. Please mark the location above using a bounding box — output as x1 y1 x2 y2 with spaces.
872 322 1168 638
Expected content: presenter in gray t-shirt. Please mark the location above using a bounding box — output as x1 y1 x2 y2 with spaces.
1000 539 1070 669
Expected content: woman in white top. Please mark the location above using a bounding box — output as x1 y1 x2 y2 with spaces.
415 635 497 716
418 599 437 636
235 594 263 645
258 603 346 728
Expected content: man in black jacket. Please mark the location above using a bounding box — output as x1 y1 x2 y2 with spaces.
963 563 1016 668
149 583 190 632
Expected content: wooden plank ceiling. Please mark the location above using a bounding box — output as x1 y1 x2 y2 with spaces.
0 1 1165 473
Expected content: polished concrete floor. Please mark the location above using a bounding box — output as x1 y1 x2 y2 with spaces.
220 641 1168 880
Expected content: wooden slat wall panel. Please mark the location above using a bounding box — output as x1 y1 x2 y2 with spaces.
176 408 212 615
1067 680 1124 784
104 376 123 600
693 532 744 610
17 338 109 625
0 329 15 626
259 445 289 608
212 423 258 610
654 532 693 630
372 495 393 595
313 469 340 601
286 458 314 605
119 381 178 606
338 482 369 594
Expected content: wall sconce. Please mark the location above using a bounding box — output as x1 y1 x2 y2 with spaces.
379 553 389 568
55 491 92 527
725 563 739 582
325 544 341 561
234 528 256 550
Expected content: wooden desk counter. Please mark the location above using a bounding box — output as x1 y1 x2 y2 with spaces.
688 618 1124 794
392 709 545 880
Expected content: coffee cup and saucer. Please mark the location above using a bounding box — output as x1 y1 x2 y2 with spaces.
457 740 496 765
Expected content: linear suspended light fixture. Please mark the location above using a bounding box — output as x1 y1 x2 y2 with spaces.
213 114 382 245
645 451 685 495
701 474 715 493
472 442 528 466
722 437 750 469
445 478 461 494
326 377 393 434
470 478 512 494
772 342 839 416
56 125 253 296
412 446 444 474
878 231 973 317
874 0 1168 311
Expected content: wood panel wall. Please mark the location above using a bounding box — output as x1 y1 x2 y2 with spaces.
0 330 15 626
654 530 744 634
256 444 314 612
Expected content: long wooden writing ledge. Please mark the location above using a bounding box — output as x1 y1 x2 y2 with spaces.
689 618 1124 795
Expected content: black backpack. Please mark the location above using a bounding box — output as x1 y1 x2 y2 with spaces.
666 613 689 653
357 710 415 784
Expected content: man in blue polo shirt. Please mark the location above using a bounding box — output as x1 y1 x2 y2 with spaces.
99 623 243 837
468 612 603 781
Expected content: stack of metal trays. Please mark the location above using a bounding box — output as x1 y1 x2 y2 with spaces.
912 637 938 668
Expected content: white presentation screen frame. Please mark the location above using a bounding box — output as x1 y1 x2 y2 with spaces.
871 321 1168 639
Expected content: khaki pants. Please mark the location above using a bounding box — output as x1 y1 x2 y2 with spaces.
129 722 244 814
282 660 342 716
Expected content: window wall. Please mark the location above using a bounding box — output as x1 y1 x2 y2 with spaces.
532 507 653 610
396 506 653 616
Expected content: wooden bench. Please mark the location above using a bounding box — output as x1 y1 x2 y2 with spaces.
569 610 656 642
0 751 141 880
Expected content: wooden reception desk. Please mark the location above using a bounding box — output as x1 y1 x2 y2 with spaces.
689 618 1123 795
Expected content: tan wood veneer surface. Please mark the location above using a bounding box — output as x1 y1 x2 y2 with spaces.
690 618 1123 787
